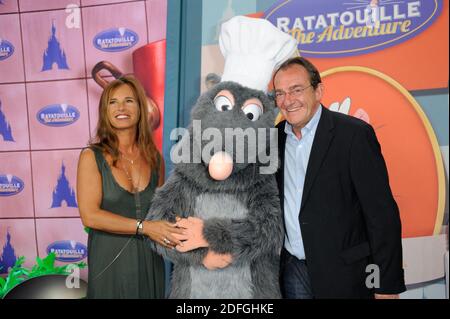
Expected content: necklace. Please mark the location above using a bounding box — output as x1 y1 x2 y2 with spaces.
120 153 141 193
120 152 139 165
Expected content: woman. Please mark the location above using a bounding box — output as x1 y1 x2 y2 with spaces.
77 75 185 298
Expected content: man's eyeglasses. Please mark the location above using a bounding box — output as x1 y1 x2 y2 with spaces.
273 85 313 103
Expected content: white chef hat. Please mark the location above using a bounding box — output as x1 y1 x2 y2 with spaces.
219 16 298 93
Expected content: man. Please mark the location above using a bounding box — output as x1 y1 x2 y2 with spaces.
273 57 406 299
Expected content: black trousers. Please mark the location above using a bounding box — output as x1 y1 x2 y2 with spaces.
280 248 314 299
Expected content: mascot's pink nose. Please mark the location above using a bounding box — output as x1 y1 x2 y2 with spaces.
208 151 233 180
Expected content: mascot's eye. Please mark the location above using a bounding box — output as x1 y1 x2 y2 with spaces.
242 104 263 121
214 95 234 112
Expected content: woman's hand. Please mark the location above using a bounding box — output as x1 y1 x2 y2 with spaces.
143 220 188 249
174 217 209 252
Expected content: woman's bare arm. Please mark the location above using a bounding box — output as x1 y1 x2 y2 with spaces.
77 148 185 247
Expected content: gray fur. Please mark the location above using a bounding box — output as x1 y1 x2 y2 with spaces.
146 81 283 299
190 265 252 299
195 193 248 219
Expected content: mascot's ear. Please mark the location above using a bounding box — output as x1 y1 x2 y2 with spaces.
205 73 221 90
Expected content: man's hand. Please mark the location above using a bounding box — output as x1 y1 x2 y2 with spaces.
374 293 399 299
175 217 209 252
202 250 233 270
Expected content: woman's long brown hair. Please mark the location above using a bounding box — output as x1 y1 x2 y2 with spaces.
90 75 159 170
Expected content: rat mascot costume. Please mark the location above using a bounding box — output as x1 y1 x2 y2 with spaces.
145 16 297 298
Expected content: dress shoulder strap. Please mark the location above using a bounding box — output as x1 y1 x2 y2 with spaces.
89 146 108 172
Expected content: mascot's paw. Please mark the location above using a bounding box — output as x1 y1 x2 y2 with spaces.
175 217 209 252
202 250 233 270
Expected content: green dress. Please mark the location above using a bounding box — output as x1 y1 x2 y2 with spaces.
87 147 165 299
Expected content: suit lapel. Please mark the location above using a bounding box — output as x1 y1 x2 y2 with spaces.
277 121 287 212
300 106 335 211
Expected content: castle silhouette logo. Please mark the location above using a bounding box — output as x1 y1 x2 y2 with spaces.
0 174 24 196
0 229 17 274
94 27 139 52
0 38 14 61
51 162 77 208
0 99 14 142
42 22 69 71
36 103 80 127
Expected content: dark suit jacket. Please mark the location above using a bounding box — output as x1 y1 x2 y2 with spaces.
276 106 406 298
